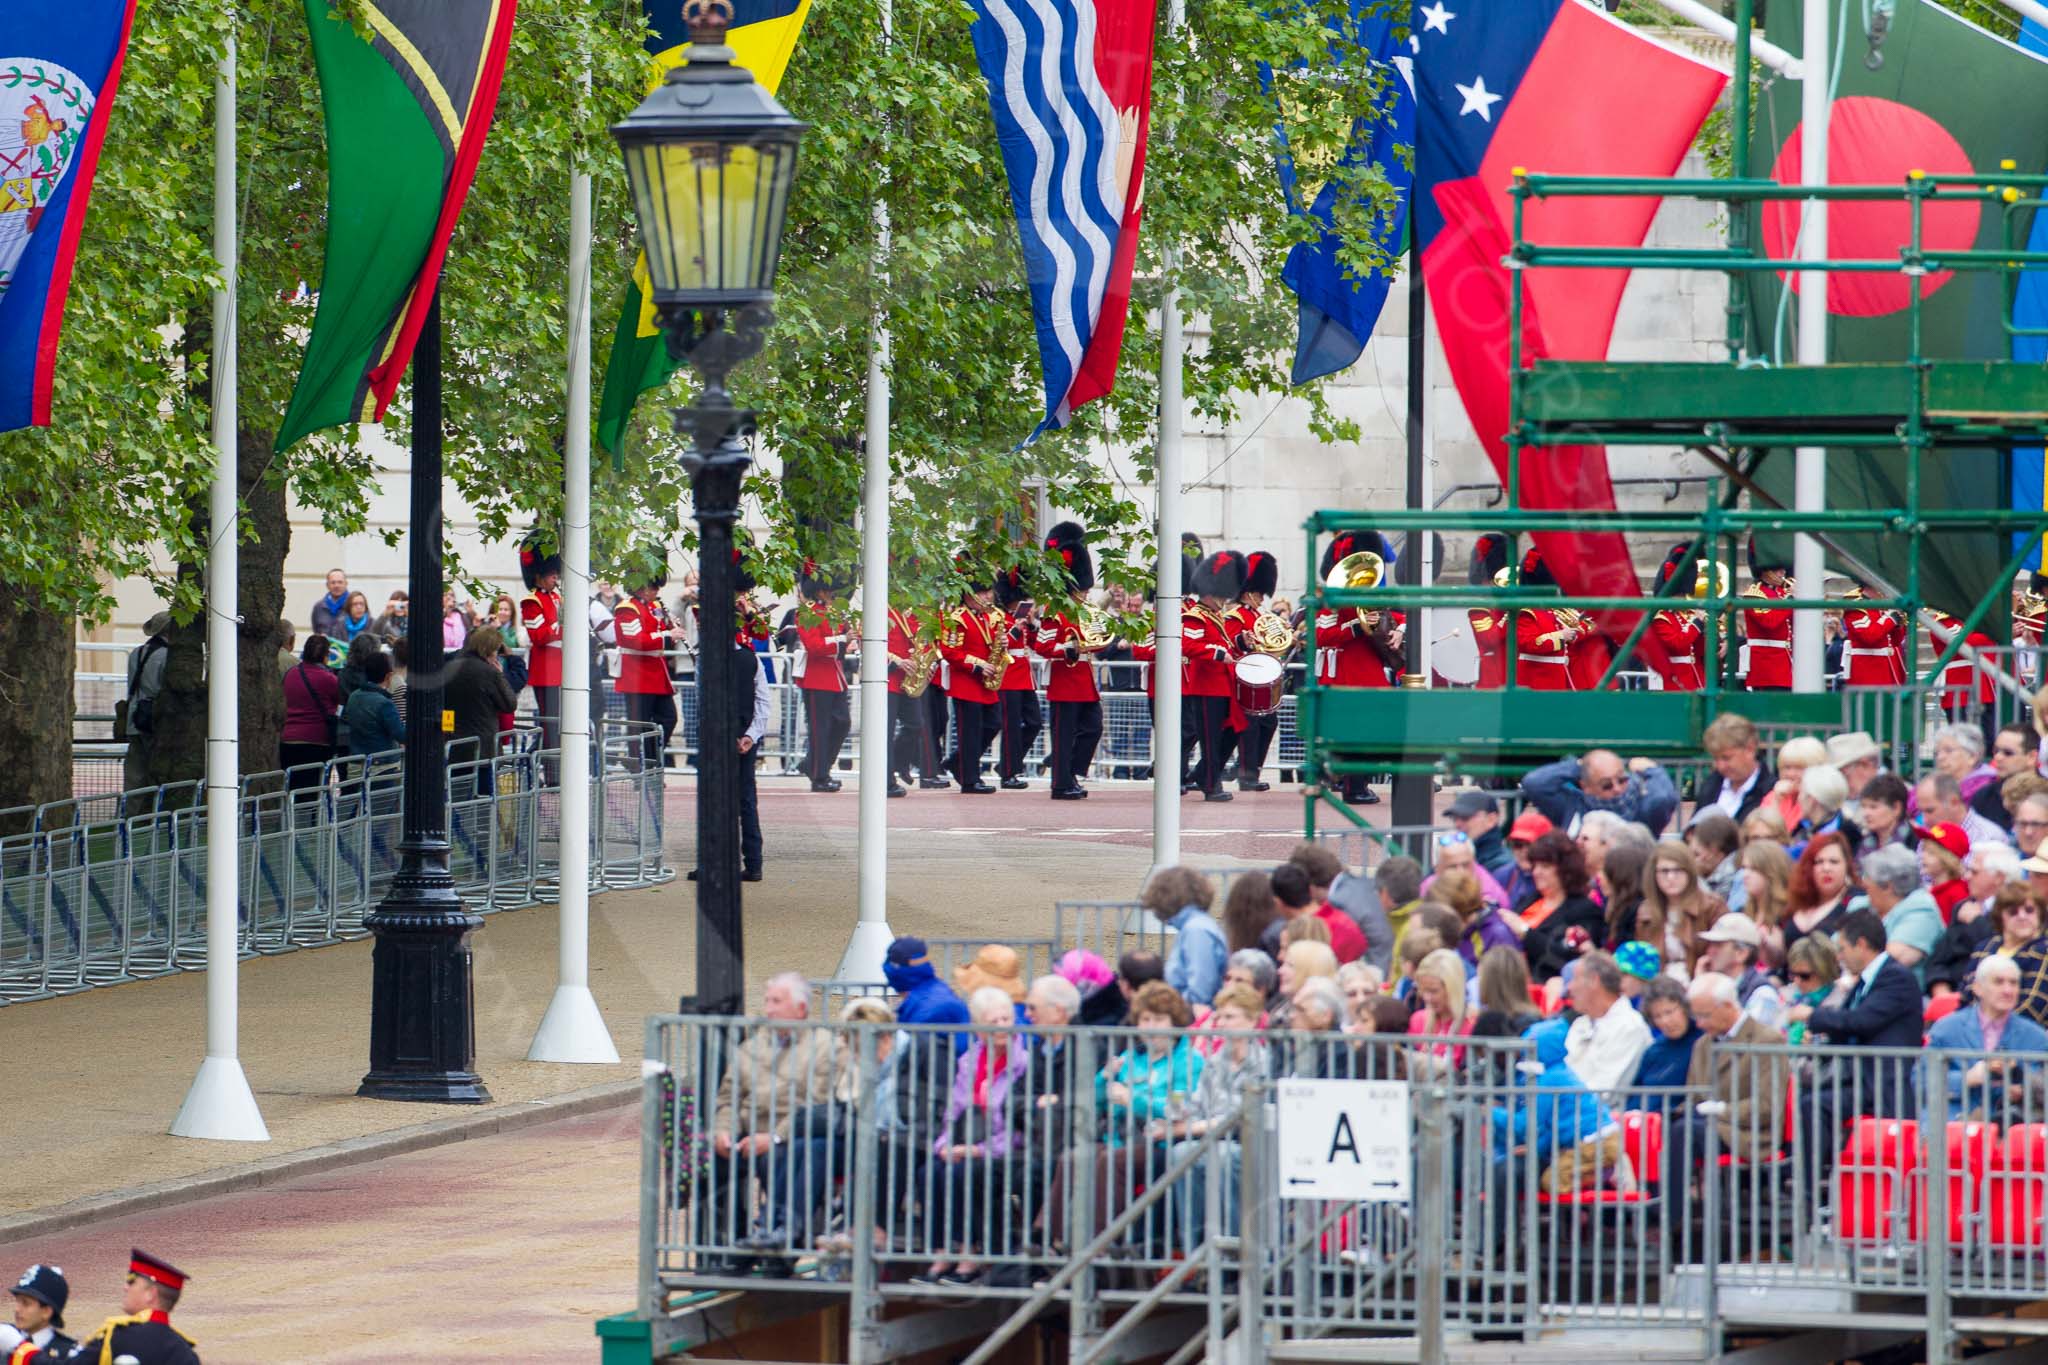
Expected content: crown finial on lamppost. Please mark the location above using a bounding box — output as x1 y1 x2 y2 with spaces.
685 0 734 44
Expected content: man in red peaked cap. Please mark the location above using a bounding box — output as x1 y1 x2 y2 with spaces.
33 1250 196 1364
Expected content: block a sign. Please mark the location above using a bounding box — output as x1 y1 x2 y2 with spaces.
1275 1079 1412 1202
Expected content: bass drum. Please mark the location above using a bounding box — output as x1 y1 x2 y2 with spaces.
1232 653 1285 716
1429 608 1480 686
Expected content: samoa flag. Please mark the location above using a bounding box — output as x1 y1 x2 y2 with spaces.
0 0 138 432
1413 0 1722 671
968 0 1157 438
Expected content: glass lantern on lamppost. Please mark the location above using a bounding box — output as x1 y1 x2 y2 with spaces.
613 0 805 1017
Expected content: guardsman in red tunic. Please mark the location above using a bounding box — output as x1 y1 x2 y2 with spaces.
614 567 680 768
1185 550 1246 802
994 570 1044 789
1841 581 1907 688
1468 534 1509 689
939 570 1003 793
795 570 853 791
1035 521 1105 800
1929 606 1998 740
517 536 565 752
1648 544 1706 692
1314 530 1401 689
1230 549 1288 792
1741 534 1794 691
1511 547 1576 690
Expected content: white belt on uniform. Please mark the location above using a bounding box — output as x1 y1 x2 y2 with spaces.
1667 654 1699 666
1844 647 1899 659
1520 654 1569 665
1748 639 1789 650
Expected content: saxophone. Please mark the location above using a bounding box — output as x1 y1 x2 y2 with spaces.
984 609 1012 679
900 636 940 697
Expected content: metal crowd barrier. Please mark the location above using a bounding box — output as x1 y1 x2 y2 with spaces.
633 1016 2048 1363
0 720 672 1006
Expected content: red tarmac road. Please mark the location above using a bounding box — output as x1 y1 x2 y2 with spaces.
0 1107 642 1363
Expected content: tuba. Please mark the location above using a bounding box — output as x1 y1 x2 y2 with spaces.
1326 550 1386 631
1691 560 1730 601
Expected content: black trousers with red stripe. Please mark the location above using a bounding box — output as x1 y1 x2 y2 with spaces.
923 684 953 777
803 688 851 786
887 690 924 781
1237 710 1279 783
952 697 999 787
1047 698 1104 793
1189 695 1231 795
999 688 1043 780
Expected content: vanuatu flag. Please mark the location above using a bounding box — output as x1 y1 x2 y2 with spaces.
274 0 518 452
595 0 812 456
0 0 138 432
1747 0 2048 640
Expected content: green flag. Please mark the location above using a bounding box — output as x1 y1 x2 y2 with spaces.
1746 0 2048 642
275 0 518 453
596 0 814 456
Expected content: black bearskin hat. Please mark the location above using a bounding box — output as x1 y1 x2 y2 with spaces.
519 532 563 591
1192 550 1248 601
1321 529 1390 581
1748 533 1791 577
730 531 756 594
1519 545 1555 589
1243 550 1279 597
994 567 1029 609
1653 543 1691 597
1467 533 1508 587
1045 521 1095 593
2033 572 2048 597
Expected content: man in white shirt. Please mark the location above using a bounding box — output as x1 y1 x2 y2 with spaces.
1564 951 1651 1103
1699 713 1772 823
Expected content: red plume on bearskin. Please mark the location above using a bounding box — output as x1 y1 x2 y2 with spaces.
1520 545 1555 589
1321 530 1389 580
519 531 563 590
1044 521 1094 592
1467 534 1508 587
1192 550 1247 600
1653 543 1691 597
1243 550 1278 597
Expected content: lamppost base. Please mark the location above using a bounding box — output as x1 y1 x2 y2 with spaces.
835 918 897 983
358 898 492 1105
169 1055 271 1142
526 984 621 1064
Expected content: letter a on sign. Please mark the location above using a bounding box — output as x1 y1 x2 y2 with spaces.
1276 1079 1411 1202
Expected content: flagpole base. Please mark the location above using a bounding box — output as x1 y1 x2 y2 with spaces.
836 918 897 983
170 1056 270 1143
526 984 621 1064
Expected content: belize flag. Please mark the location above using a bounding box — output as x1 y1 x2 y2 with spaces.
1413 0 1723 668
968 0 1157 438
0 0 138 432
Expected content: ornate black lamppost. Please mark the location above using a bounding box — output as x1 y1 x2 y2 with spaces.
614 0 806 1015
358 290 491 1104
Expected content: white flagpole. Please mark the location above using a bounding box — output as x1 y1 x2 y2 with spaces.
843 0 896 980
1792 0 1830 693
173 29 268 1142
1149 0 1186 883
529 66 617 1064
1628 0 1804 76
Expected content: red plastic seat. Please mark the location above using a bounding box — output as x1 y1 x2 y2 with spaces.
1908 1121 2001 1243
1835 1118 1921 1244
1923 994 1964 1027
1988 1124 2048 1248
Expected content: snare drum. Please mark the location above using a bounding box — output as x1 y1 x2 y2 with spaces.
1232 653 1285 716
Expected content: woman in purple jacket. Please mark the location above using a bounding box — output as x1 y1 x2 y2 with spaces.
916 986 1031 1286
281 635 343 794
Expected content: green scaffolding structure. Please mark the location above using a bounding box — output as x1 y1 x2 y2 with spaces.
1297 4 2048 839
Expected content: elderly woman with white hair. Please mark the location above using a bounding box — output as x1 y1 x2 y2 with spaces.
1853 843 1943 988
1932 721 1999 804
1765 736 1830 836
919 985 1033 1285
1788 764 1856 859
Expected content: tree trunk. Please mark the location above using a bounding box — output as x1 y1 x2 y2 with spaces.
151 427 291 787
0 599 75 826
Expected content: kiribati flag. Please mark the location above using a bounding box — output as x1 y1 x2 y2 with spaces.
1413 0 1723 660
969 0 1157 437
0 0 138 432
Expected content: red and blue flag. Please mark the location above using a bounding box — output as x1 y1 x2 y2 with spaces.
968 0 1157 438
0 0 137 432
1413 0 1723 659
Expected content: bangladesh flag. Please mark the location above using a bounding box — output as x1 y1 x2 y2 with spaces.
1746 0 2048 642
595 0 812 457
275 0 518 453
